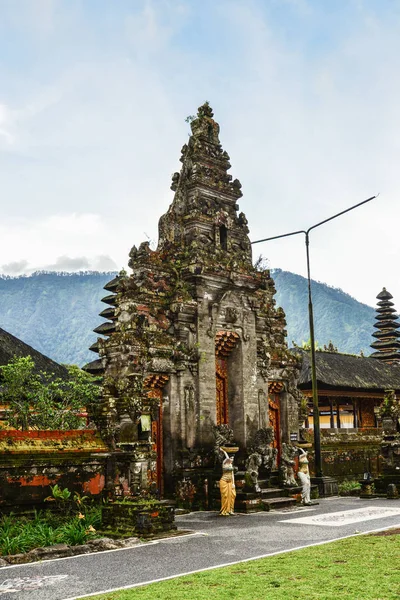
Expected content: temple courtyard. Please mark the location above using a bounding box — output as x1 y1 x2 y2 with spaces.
0 497 399 599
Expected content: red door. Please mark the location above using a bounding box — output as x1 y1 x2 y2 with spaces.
269 393 281 464
216 357 229 425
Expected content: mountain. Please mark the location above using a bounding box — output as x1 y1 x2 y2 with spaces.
0 270 376 366
0 272 115 366
272 269 375 355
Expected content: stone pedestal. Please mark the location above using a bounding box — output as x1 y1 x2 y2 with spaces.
374 434 400 496
359 476 375 499
311 476 338 497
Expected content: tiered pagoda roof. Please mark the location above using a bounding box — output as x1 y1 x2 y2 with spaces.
370 288 400 362
84 274 122 375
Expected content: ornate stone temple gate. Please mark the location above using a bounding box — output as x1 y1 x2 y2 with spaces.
86 103 301 501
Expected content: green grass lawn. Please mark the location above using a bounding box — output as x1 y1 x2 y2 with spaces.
87 531 400 600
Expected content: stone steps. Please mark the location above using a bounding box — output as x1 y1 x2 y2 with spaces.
262 496 297 510
260 487 285 499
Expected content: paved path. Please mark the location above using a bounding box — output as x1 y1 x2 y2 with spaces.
1 497 400 600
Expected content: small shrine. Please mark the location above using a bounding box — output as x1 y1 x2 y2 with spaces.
86 103 302 502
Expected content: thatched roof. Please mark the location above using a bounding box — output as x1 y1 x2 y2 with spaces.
0 327 68 380
294 348 400 391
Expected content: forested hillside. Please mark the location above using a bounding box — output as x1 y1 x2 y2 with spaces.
272 269 375 355
0 270 376 366
0 272 115 366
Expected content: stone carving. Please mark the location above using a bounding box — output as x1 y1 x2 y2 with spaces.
207 302 218 338
250 427 278 471
225 306 238 324
245 427 277 492
213 424 234 446
245 453 262 492
213 424 234 463
238 211 248 231
280 443 297 487
105 407 120 451
170 172 180 191
380 438 400 470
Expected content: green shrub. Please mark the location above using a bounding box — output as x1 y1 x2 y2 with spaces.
0 505 102 555
338 479 361 496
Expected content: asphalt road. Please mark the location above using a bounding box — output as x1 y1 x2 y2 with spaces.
1 497 400 600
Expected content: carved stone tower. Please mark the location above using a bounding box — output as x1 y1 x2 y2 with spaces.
86 103 300 496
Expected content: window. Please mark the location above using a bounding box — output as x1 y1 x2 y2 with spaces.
219 225 228 250
307 398 357 429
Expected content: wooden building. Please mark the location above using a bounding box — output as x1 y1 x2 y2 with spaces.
294 348 400 479
296 348 400 429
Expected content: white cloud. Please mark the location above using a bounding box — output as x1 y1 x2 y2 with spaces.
0 103 14 143
92 255 118 271
0 213 122 273
1 260 29 275
0 0 58 35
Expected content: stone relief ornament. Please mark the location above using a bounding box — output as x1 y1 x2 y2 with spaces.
225 306 238 324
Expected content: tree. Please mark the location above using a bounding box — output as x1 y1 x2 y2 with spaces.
0 356 99 430
0 356 39 430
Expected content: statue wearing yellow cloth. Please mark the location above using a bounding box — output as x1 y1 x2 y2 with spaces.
219 449 236 516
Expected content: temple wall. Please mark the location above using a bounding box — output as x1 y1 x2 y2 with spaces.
0 430 108 511
242 331 261 445
305 429 383 481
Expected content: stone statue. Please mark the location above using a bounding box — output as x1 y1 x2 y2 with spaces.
280 443 297 487
250 428 278 471
244 427 277 492
219 449 236 516
245 453 262 492
297 448 311 505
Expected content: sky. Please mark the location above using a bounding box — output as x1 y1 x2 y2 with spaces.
1 0 400 308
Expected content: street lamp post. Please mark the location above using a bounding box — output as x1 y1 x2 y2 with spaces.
252 195 377 481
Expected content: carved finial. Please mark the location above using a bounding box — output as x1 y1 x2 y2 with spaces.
190 102 220 144
197 101 213 119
